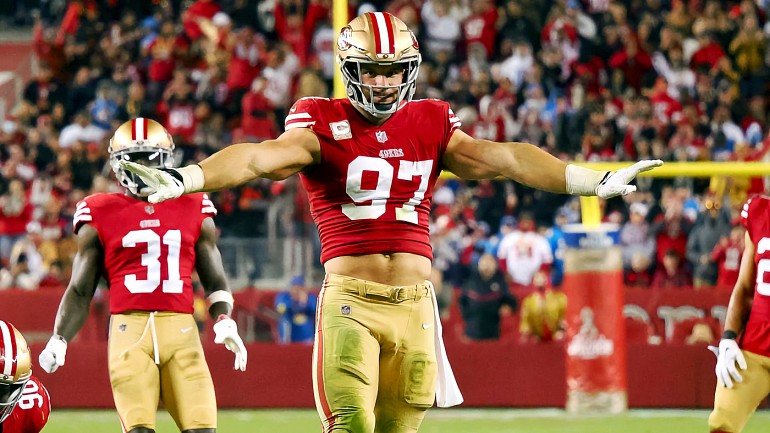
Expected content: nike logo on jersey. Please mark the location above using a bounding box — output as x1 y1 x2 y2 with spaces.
181 327 195 333
379 148 404 159
422 323 433 329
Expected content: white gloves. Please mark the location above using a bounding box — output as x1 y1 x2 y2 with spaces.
38 335 67 374
708 339 747 389
565 160 663 198
213 316 248 371
595 160 664 199
120 161 185 204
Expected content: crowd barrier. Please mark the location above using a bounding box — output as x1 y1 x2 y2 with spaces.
1 287 747 409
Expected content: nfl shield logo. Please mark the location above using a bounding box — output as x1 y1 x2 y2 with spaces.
376 131 388 143
145 205 155 215
341 305 351 315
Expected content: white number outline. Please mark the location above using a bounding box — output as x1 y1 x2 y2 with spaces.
17 380 43 410
342 156 433 224
122 229 183 294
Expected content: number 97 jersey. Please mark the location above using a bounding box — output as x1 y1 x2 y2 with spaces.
286 97 461 263
740 195 770 357
73 192 217 314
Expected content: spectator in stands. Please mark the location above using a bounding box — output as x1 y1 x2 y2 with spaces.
275 275 317 344
624 252 653 288
519 271 566 343
58 110 105 149
0 178 33 264
143 19 189 103
0 221 50 290
621 202 656 268
240 77 278 142
498 212 553 287
652 249 692 288
20 63 65 119
545 208 568 286
458 253 517 341
710 223 745 290
687 197 732 288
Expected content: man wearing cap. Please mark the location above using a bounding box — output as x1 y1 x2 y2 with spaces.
275 275 318 344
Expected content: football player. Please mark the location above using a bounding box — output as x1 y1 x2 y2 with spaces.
38 118 247 433
0 320 50 433
121 12 662 433
708 196 770 433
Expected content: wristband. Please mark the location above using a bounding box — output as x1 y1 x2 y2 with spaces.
177 164 206 193
207 290 234 308
565 164 608 196
722 330 738 340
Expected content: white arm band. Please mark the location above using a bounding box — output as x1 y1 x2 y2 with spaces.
565 164 608 196
177 164 206 193
207 290 234 307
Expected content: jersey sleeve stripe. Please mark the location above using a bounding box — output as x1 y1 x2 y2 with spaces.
202 206 218 215
76 201 88 210
74 214 93 224
449 116 461 123
74 208 91 219
286 113 312 122
286 121 316 130
202 199 215 207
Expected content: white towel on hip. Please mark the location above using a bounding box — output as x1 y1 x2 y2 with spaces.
428 281 463 407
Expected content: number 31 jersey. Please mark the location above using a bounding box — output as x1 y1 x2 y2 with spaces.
740 195 770 357
285 97 461 263
73 193 217 314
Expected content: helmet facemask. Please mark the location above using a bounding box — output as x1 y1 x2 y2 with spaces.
340 55 421 118
0 380 27 422
110 147 174 197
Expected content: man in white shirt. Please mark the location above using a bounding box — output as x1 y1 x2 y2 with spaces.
497 212 554 286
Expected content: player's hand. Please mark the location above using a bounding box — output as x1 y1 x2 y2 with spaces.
120 161 185 203
38 335 67 374
709 338 747 388
213 315 248 371
595 160 663 199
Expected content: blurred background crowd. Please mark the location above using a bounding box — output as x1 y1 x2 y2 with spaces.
0 0 768 345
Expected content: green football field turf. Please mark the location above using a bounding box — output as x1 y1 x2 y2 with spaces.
42 408 770 432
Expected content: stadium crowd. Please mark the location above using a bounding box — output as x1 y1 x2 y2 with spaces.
0 0 768 342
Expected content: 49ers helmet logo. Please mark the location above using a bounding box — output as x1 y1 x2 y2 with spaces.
337 26 353 51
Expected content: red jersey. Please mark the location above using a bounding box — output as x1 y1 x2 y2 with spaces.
1 377 50 433
285 97 461 263
739 195 770 356
73 193 217 314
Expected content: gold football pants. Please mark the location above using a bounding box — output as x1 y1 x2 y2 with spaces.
709 350 770 432
313 274 438 433
108 311 217 431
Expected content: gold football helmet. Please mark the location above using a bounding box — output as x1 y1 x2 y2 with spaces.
337 11 421 118
0 321 32 423
109 118 175 196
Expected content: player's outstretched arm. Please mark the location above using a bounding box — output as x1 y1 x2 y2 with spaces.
39 224 103 373
195 217 248 371
709 230 754 388
122 128 319 203
442 129 662 199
